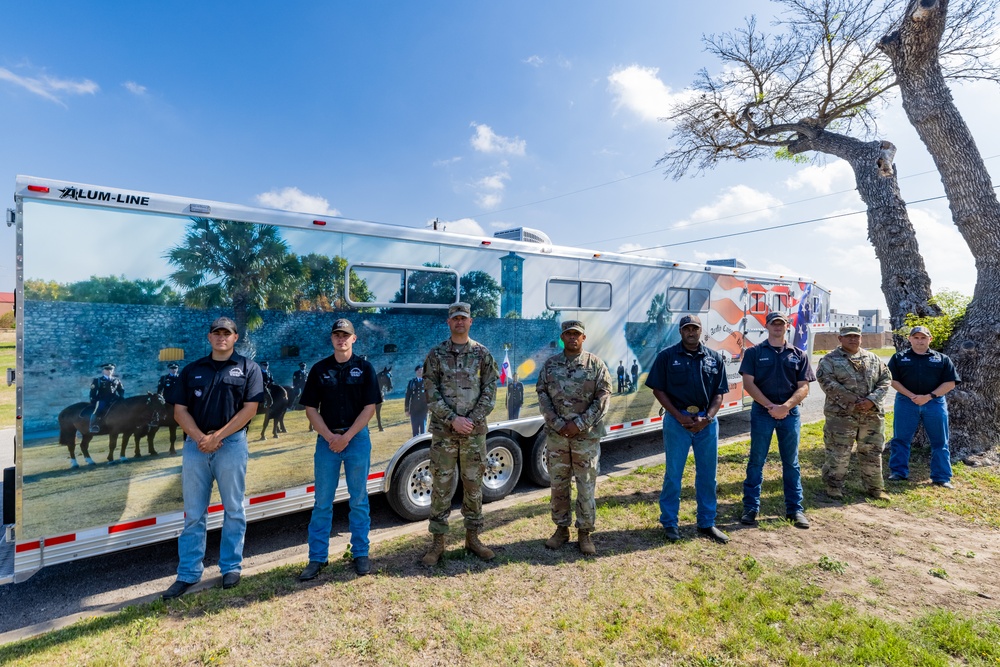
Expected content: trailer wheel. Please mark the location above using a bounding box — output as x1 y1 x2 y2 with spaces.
482 435 523 503
386 446 457 522
526 431 550 487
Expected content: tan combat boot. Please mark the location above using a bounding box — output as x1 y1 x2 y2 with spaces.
465 529 495 561
868 489 891 502
545 525 570 550
578 530 596 556
421 534 446 566
824 485 843 499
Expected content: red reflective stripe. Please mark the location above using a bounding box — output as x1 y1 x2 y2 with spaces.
368 471 385 481
108 517 156 534
313 220 327 226
609 424 624 431
45 533 76 547
306 485 316 493
208 503 224 513
15 541 41 553
651 416 663 422
630 420 644 427
249 492 286 505
27 185 49 193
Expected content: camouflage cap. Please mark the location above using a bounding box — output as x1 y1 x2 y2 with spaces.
765 312 788 324
839 325 862 336
331 318 355 335
561 320 585 334
209 316 238 333
909 325 932 336
678 314 702 330
448 302 472 319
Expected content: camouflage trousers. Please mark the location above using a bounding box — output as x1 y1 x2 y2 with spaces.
547 432 600 532
428 433 486 535
822 412 886 493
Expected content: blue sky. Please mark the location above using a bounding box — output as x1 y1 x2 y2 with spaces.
1 1 996 314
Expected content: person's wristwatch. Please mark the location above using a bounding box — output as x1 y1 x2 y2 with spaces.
930 392 939 399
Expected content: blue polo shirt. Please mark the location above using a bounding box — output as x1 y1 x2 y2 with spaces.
739 342 816 404
645 342 729 412
888 349 960 396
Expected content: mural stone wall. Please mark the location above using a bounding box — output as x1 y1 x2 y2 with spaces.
22 301 561 432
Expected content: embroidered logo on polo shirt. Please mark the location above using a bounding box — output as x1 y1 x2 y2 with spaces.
930 356 942 363
229 367 244 377
194 389 203 398
350 367 363 377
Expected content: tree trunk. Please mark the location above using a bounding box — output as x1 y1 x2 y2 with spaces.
788 130 941 342
881 0 1000 464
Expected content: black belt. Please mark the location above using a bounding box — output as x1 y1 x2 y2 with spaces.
330 428 350 435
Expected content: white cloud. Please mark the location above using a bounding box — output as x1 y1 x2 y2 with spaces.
429 217 486 237
813 209 869 241
784 161 855 194
473 168 510 209
677 185 783 228
470 123 526 156
607 64 690 122
123 81 147 96
0 66 98 105
254 186 340 215
907 206 976 297
523 55 543 67
433 156 462 167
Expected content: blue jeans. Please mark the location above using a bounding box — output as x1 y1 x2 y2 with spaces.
743 404 803 515
177 431 249 583
660 413 719 529
888 395 951 483
307 428 372 562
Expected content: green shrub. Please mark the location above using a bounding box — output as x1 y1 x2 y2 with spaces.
896 290 970 350
0 311 14 329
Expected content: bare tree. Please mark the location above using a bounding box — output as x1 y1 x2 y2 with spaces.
659 0 949 333
880 0 1000 464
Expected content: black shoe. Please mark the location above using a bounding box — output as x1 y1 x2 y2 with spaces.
161 579 194 600
298 560 328 581
353 556 371 576
697 526 730 544
786 511 810 529
887 472 908 481
663 526 681 542
221 571 241 589
740 510 758 526
933 481 955 489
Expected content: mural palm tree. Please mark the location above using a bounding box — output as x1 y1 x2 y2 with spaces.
166 218 293 335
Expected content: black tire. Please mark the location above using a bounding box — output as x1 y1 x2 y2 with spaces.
386 446 458 522
526 431 550 487
482 435 523 503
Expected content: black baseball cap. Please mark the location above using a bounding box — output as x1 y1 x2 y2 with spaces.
678 315 702 329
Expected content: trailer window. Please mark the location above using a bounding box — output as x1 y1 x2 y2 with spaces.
667 287 711 313
346 263 459 309
773 294 784 311
749 291 767 314
546 279 612 311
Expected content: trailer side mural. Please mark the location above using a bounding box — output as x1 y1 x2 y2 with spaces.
6 177 831 582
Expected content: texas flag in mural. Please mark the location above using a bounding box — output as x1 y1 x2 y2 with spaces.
500 350 510 386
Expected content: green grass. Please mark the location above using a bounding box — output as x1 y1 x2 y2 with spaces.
2 431 1000 666
0 342 14 427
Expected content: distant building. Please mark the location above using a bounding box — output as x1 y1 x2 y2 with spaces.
0 292 13 317
829 308 891 333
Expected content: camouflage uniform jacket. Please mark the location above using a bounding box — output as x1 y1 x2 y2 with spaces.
816 346 892 418
536 350 613 436
424 338 499 436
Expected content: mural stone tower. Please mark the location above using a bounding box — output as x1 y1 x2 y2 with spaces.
499 251 524 318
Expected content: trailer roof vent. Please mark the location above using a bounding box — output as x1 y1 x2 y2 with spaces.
705 258 747 269
492 227 552 245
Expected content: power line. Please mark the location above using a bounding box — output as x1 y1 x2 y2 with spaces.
619 190 999 253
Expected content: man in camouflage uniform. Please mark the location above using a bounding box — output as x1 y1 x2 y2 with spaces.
536 320 612 555
421 302 500 565
816 325 893 501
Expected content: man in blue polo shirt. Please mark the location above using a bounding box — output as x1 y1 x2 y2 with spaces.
887 326 960 488
739 312 816 529
645 315 731 544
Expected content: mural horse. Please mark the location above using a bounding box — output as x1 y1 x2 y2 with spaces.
149 390 182 455
375 366 393 431
258 385 293 440
58 392 168 468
